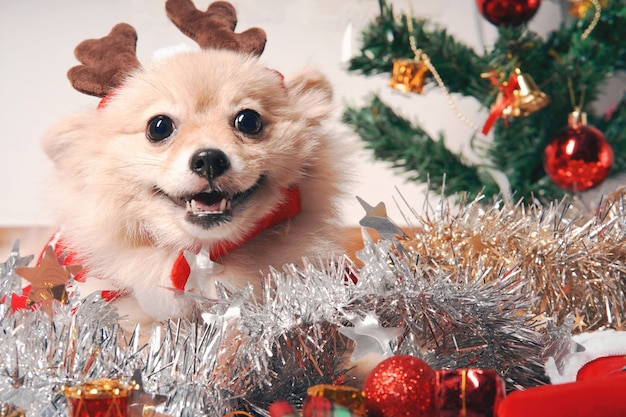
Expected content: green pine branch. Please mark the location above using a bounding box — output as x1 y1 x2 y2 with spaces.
343 95 497 198
344 0 626 202
347 0 492 101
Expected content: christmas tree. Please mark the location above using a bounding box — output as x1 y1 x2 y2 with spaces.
343 0 626 201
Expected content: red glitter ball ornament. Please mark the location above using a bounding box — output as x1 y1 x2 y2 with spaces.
544 109 613 192
363 355 436 417
476 0 541 26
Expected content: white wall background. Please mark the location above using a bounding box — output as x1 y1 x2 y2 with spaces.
0 0 566 227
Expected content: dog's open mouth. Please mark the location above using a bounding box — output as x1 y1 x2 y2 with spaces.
156 176 264 229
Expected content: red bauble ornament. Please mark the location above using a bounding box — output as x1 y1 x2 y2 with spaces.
476 0 541 26
544 109 613 192
363 355 436 417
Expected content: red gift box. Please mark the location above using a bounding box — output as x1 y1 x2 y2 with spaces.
64 379 130 417
435 369 506 417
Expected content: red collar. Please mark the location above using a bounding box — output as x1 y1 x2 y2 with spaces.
170 185 301 290
26 185 301 305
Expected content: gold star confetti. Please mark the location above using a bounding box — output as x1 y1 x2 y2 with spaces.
15 246 81 310
573 312 587 333
468 234 490 254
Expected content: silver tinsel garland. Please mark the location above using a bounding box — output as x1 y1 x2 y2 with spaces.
6 188 625 415
393 189 626 332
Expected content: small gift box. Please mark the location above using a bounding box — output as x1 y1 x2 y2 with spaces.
64 379 131 417
389 58 429 94
306 384 366 416
435 369 506 417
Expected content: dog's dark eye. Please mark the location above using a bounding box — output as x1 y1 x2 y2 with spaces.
147 115 175 142
234 109 263 135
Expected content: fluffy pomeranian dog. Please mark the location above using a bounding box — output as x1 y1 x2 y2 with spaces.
40 1 349 325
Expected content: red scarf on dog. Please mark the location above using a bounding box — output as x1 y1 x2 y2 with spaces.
12 185 301 310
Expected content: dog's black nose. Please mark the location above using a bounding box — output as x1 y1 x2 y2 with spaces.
190 149 230 181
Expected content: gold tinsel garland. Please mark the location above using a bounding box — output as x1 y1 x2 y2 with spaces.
391 188 626 334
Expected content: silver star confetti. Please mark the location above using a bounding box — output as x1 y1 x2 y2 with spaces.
339 311 403 362
0 240 34 299
356 196 406 240
183 249 224 292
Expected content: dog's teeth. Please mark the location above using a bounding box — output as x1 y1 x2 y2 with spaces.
184 197 230 215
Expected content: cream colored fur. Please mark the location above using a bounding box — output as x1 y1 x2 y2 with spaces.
42 49 349 326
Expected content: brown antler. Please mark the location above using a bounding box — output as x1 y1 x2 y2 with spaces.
67 23 141 97
166 0 266 56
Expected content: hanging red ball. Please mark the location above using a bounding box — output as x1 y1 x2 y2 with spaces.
543 110 613 192
363 355 436 417
476 0 542 26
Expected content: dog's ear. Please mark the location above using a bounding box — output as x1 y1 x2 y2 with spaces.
285 70 334 121
42 114 93 166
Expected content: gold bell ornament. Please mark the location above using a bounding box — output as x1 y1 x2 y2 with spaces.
482 67 549 134
389 57 430 94
512 67 550 116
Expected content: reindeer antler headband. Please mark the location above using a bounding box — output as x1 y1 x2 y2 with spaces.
67 0 267 98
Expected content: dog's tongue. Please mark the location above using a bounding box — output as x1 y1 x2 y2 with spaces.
187 192 229 214
194 200 220 212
